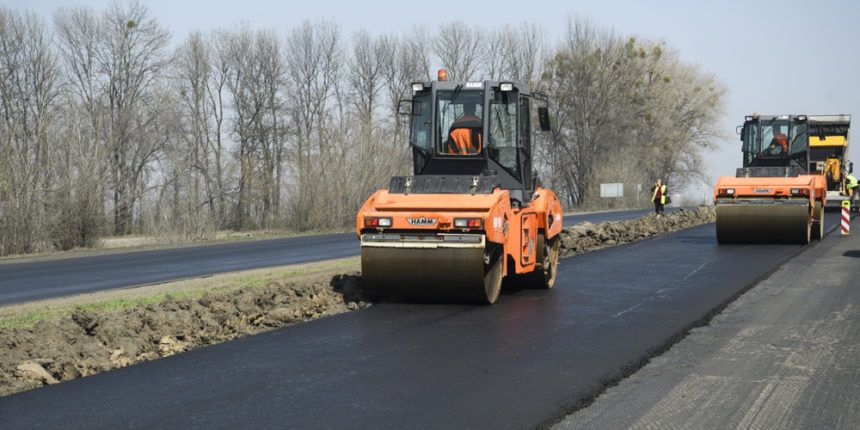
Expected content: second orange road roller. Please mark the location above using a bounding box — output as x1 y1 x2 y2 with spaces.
714 114 838 244
356 72 562 304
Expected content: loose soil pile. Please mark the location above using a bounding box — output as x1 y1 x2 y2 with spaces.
0 207 714 397
558 207 715 257
0 274 367 397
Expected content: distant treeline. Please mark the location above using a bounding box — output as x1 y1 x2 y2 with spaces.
0 2 724 256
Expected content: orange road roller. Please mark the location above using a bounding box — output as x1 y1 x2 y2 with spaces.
715 114 833 244
356 72 562 304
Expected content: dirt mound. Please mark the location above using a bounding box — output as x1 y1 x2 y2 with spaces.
559 207 715 257
0 274 367 397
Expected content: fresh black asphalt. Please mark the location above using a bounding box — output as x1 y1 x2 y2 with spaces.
0 212 834 430
0 208 664 305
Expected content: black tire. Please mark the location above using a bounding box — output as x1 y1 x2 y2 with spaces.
480 246 504 304
521 233 560 289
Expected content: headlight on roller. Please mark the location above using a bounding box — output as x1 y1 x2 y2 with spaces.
454 218 483 229
365 217 392 228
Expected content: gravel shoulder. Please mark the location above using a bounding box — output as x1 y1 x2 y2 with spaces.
555 219 860 429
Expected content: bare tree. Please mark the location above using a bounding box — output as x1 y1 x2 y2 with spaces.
542 18 724 207
53 6 110 245
256 29 287 228
433 22 485 81
485 23 546 83
380 27 430 151
96 1 171 234
283 19 343 229
0 9 60 254
543 18 627 205
220 28 287 229
167 31 220 237
347 31 395 202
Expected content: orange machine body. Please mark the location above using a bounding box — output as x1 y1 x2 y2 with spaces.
356 187 563 276
713 174 826 208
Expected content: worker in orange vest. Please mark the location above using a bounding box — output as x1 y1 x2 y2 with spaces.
447 103 482 155
767 128 789 155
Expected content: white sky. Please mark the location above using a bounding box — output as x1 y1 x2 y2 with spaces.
11 0 860 198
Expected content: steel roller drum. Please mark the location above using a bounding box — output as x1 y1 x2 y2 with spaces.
361 245 502 304
715 203 810 244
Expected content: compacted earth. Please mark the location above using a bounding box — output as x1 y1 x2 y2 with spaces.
0 207 714 397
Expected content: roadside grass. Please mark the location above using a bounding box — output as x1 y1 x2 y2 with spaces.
0 292 200 329
0 256 360 330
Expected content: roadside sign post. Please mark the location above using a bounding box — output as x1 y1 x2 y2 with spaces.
842 200 851 235
636 184 642 207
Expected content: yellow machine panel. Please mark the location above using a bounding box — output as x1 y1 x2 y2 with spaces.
809 135 847 147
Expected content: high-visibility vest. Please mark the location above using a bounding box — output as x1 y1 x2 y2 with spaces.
447 114 482 155
651 184 667 204
448 128 482 154
847 174 858 190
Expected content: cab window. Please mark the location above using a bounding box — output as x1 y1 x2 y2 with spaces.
409 93 432 151
436 89 483 155
489 90 520 179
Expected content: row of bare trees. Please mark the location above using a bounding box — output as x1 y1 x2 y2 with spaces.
541 19 724 206
0 2 724 256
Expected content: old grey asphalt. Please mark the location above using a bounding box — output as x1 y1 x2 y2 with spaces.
555 215 860 429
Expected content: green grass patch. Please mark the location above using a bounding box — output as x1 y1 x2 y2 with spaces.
0 290 207 330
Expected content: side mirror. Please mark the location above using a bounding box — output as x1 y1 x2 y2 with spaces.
850 162 854 174
537 107 551 132
398 99 419 116
737 125 744 141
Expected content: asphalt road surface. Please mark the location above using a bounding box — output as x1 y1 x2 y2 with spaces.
0 213 837 430
0 208 665 306
557 214 859 429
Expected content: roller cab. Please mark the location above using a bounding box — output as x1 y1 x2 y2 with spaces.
356 74 562 304
715 114 826 244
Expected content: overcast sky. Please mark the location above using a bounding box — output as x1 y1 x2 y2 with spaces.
10 0 860 198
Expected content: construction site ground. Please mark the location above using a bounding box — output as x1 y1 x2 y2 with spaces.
2 210 843 429
0 209 709 399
